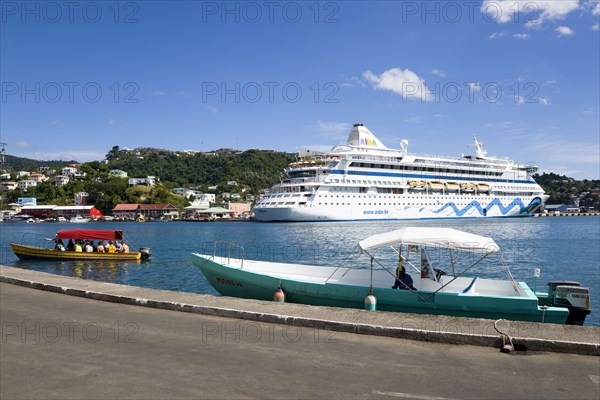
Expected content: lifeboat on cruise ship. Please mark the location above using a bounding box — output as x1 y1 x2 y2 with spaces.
477 183 490 192
461 182 476 192
427 181 444 191
444 181 460 192
408 180 426 190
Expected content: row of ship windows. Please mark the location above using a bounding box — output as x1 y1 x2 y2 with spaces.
260 194 533 202
259 197 526 207
348 163 503 176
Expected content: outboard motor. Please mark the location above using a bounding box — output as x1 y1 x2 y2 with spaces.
547 281 591 325
139 247 152 260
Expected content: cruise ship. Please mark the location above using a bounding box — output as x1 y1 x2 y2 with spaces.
253 124 547 222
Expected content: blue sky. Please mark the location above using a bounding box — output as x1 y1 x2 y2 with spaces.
1 0 599 179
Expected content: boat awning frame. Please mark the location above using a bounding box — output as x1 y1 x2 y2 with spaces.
358 227 500 254
57 229 124 241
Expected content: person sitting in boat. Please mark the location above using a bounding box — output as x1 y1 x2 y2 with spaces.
74 240 83 252
392 258 415 290
55 239 65 251
120 242 130 253
96 241 105 253
106 241 116 253
84 240 94 252
115 241 123 252
66 239 75 251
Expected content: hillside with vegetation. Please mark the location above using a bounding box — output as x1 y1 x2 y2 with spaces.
1 147 295 212
533 172 600 209
106 146 295 189
3 154 76 171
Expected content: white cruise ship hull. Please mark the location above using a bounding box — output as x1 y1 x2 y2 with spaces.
255 196 544 222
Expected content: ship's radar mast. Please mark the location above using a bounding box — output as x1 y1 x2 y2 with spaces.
400 139 409 155
471 135 487 158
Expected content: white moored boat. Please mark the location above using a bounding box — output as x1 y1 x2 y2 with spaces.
253 124 547 221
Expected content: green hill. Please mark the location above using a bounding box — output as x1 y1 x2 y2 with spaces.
2 154 76 171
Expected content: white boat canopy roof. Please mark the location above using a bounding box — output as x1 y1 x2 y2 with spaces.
359 227 500 253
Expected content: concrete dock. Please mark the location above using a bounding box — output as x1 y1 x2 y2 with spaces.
1 265 599 399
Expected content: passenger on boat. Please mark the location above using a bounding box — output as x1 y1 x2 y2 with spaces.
115 241 123 252
96 241 105 253
84 240 93 252
106 241 116 253
120 242 130 253
66 239 75 251
74 240 83 252
55 239 65 251
392 259 415 290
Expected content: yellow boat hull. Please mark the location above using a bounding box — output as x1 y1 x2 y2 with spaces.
10 243 142 261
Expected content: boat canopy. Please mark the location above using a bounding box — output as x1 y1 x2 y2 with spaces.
358 227 500 253
57 229 124 241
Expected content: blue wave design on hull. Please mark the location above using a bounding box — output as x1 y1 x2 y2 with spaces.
433 198 542 216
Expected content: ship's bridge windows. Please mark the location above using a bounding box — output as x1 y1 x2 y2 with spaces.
288 170 316 179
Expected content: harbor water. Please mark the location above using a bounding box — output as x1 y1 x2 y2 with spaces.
1 217 599 326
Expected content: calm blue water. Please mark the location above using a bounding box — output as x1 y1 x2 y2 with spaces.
1 218 599 326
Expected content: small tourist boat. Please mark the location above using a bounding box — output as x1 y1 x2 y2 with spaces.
69 215 91 223
10 229 151 261
191 227 591 325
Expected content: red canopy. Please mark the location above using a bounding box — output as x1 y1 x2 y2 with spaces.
57 230 124 241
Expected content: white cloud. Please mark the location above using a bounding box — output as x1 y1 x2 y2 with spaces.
404 115 424 123
107 118 116 126
593 24 599 31
316 121 352 136
556 26 575 36
592 2 600 15
543 80 557 86
488 31 507 39
582 107 595 115
481 0 580 24
14 140 32 149
200 104 218 113
431 69 447 77
513 33 531 39
538 97 551 106
530 140 600 165
515 95 550 105
149 91 167 96
363 68 433 102
434 114 449 118
340 75 366 88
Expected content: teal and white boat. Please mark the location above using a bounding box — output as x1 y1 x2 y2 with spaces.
191 227 591 325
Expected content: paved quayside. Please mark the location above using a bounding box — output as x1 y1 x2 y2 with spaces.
2 278 600 399
1 265 598 356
